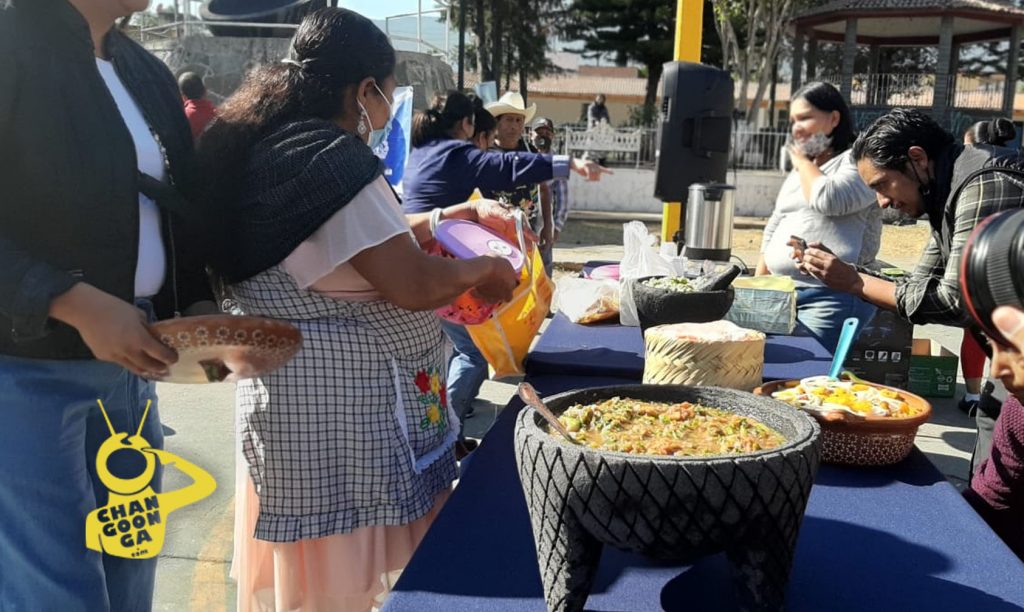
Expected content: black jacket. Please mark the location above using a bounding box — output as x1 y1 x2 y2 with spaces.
0 0 212 359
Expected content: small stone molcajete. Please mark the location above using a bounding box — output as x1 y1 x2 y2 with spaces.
632 276 735 333
514 385 822 612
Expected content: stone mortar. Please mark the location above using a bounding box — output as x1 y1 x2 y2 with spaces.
514 385 822 612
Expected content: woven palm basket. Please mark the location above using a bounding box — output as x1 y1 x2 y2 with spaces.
643 321 766 391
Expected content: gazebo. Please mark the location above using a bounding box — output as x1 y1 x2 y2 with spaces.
790 0 1024 133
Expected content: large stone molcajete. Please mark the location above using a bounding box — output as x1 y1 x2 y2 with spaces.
514 385 822 612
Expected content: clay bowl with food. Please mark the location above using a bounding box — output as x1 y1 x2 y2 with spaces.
754 375 932 467
148 315 302 384
632 276 734 333
514 384 821 612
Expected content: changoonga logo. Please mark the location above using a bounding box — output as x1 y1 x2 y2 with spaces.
85 400 216 559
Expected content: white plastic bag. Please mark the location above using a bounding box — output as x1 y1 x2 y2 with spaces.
555 278 620 325
619 221 674 326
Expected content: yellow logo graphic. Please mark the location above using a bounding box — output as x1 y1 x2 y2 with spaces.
85 400 216 559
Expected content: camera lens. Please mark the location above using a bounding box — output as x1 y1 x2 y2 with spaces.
960 208 1024 346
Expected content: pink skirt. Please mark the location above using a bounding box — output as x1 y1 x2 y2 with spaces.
231 465 450 612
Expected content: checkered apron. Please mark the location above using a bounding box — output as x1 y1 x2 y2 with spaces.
230 266 458 542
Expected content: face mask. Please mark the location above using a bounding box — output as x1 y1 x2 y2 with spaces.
793 131 833 158
357 83 394 151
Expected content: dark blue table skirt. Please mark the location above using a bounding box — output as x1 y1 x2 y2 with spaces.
526 313 832 383
384 375 1024 612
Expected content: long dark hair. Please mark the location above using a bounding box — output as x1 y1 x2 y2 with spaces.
474 103 496 135
792 81 855 152
411 91 482 147
198 8 394 204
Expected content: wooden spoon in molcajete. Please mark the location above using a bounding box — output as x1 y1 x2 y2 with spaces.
517 383 580 445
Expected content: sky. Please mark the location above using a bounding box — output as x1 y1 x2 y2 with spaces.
342 0 447 20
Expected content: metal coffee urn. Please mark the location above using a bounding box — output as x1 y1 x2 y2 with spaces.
683 183 735 262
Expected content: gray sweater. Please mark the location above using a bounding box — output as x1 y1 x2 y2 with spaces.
761 150 882 287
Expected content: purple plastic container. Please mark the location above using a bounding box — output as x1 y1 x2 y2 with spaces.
433 220 526 325
434 220 525 272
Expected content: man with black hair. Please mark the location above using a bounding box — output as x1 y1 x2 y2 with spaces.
799 108 1024 473
177 71 216 140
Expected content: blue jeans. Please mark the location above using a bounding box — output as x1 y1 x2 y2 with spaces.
540 243 554 278
796 286 877 353
0 354 163 611
441 320 488 433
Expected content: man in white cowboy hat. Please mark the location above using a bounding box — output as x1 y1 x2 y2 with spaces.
480 92 551 253
485 91 537 126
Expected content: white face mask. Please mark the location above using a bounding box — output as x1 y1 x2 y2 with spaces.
357 82 394 150
794 131 833 158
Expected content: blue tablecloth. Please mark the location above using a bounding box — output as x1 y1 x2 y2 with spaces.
526 313 832 382
384 375 1024 612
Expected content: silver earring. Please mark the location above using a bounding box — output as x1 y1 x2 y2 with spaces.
357 116 367 135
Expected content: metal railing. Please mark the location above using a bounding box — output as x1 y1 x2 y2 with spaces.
556 125 790 172
820 72 1006 110
951 76 1005 110
132 1 451 60
729 128 789 171
384 7 450 56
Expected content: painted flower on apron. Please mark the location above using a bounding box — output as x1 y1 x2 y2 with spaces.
414 368 449 434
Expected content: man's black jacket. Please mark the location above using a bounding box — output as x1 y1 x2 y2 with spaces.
0 0 212 359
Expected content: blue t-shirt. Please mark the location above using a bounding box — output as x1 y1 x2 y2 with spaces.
402 138 568 213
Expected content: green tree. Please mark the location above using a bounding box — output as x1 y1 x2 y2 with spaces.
560 0 677 109
450 0 561 97
714 0 800 121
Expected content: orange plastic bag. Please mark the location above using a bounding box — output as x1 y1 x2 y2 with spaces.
467 244 553 378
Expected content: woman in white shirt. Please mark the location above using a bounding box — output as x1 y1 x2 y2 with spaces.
198 8 518 611
757 81 882 350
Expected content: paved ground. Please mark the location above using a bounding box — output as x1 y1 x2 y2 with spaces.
153 217 977 610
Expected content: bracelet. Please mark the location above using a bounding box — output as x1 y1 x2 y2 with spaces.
429 208 444 236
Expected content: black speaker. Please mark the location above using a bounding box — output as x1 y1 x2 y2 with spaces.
653 62 734 202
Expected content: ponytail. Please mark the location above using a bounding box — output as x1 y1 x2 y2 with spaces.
410 90 479 148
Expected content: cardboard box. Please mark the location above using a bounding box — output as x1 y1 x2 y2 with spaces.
909 338 959 398
843 308 914 388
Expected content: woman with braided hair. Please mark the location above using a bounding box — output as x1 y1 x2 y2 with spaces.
197 8 520 610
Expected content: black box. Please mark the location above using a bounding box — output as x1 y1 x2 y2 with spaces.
843 308 914 388
653 62 734 202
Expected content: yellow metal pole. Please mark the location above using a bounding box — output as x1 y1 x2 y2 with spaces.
662 0 705 244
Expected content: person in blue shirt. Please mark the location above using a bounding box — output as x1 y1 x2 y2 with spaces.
403 91 606 456
404 92 603 213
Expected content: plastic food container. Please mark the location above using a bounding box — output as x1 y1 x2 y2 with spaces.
587 264 620 281
434 220 525 325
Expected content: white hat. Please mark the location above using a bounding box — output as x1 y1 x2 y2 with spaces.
485 91 537 123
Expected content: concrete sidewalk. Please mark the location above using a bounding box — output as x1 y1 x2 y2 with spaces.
570 210 769 230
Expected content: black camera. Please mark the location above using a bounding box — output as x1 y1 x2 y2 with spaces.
960 208 1024 346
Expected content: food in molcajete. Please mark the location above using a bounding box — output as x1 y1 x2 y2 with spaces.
553 397 785 456
641 276 694 292
771 376 922 418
